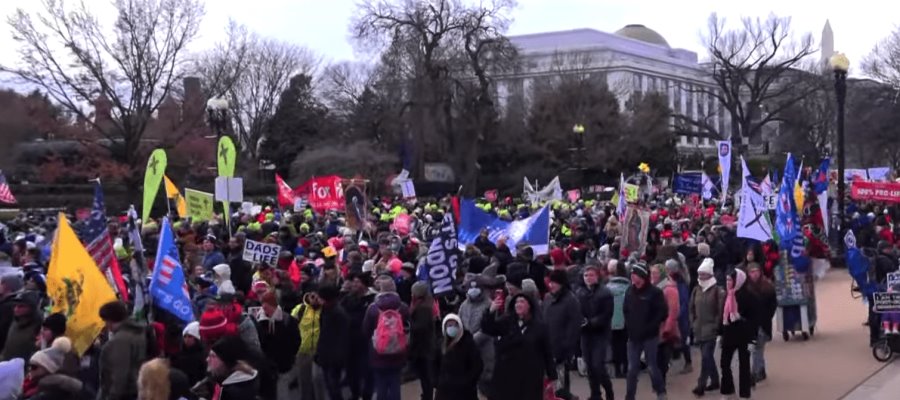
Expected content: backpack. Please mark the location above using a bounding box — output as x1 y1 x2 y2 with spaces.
372 308 407 355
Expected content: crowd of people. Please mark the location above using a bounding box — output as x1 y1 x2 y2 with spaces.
0 190 896 400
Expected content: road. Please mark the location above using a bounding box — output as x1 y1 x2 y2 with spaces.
402 270 886 399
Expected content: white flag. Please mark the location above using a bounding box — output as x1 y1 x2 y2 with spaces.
717 140 732 202
737 156 773 242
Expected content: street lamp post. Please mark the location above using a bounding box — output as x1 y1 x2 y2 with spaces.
572 124 586 188
830 52 849 250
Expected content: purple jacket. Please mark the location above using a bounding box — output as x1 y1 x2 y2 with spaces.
362 292 410 368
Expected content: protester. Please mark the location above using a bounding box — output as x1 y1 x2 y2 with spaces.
315 285 350 400
576 264 615 400
291 290 326 400
137 358 191 400
363 274 410 400
434 313 483 400
606 260 631 379
623 262 668 400
719 269 757 399
253 290 300 400
171 321 207 387
0 290 42 362
409 281 436 400
0 274 24 351
22 337 94 399
98 300 148 400
340 272 376 400
746 263 777 383
201 336 260 400
689 258 724 397
543 269 582 399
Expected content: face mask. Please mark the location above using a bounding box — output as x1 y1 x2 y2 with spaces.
445 326 460 338
466 288 482 299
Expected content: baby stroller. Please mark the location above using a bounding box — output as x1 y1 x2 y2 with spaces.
872 334 900 362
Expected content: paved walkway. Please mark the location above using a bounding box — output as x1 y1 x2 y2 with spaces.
403 269 885 399
841 360 900 400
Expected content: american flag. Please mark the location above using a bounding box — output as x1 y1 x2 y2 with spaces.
85 181 129 301
0 172 17 204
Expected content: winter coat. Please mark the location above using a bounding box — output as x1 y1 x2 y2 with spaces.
458 295 494 382
340 291 376 357
623 283 668 342
435 331 483 400
576 283 614 337
315 303 350 368
875 253 898 286
99 320 148 400
750 282 778 338
0 294 15 352
254 307 301 374
606 277 630 331
481 295 557 400
409 301 436 360
720 287 760 347
0 314 40 362
659 281 681 344
362 292 410 368
542 288 582 361
23 374 94 400
171 343 207 386
690 284 725 342
217 369 260 400
238 314 261 352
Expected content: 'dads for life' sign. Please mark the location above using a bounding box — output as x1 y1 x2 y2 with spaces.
243 239 281 265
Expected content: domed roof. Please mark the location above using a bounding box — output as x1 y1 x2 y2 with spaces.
614 24 669 47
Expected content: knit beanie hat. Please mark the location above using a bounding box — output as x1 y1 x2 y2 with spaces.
198 309 234 343
42 313 67 337
631 261 649 281
99 300 129 323
182 321 201 341
698 258 715 275
29 337 71 374
548 269 569 287
211 336 247 369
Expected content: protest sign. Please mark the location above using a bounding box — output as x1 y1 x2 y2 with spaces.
873 292 900 313
184 189 214 221
242 239 281 265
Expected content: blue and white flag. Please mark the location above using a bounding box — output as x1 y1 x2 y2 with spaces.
422 213 460 297
775 153 810 273
737 156 773 242
701 172 715 200
814 158 831 234
458 199 551 255
150 218 194 323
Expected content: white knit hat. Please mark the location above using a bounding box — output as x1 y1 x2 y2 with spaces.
182 321 201 340
29 337 71 374
698 258 715 276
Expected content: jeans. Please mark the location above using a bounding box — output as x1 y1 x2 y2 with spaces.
372 366 402 400
752 329 770 375
611 329 628 374
697 340 719 389
678 319 692 365
346 352 373 400
581 334 614 400
656 342 672 385
625 337 664 400
720 341 751 398
411 357 434 400
320 364 344 400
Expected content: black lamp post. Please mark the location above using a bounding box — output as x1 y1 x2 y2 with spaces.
830 52 849 249
572 123 586 188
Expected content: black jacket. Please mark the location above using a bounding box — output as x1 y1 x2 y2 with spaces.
254 309 301 374
751 285 778 338
218 370 260 400
341 291 376 356
409 301 436 360
576 283 614 336
542 288 582 361
874 253 898 286
0 294 14 350
171 343 208 387
435 331 484 400
25 374 95 400
481 294 557 400
720 287 760 346
623 283 668 342
315 303 350 368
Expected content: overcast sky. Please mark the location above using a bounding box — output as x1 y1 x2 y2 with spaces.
0 0 896 75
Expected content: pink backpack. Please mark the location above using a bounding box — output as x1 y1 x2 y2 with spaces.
372 308 407 355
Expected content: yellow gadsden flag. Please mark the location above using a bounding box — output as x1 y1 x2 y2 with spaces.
164 175 188 218
48 213 117 355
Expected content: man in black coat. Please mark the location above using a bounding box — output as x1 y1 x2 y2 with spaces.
315 285 350 400
253 291 300 400
543 270 582 399
623 262 668 400
341 273 376 400
576 265 615 400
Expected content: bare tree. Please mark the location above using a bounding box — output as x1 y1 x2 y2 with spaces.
2 0 205 189
320 61 377 115
863 27 900 90
677 14 818 146
195 23 320 159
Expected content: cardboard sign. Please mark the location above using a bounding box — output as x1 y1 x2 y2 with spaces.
242 239 281 266
873 292 900 313
184 189 214 221
888 272 900 289
214 177 244 203
624 184 639 203
401 180 416 199
765 194 777 210
293 197 307 212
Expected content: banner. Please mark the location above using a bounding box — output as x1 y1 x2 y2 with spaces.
701 172 716 200
458 198 551 255
151 218 194 323
737 156 773 242
523 176 563 204
243 239 281 265
185 189 214 221
717 141 732 201
621 205 651 258
851 181 900 203
423 213 460 297
217 136 237 232
296 176 345 212
142 149 167 223
163 175 187 218
48 213 117 355
868 167 891 181
672 173 702 195
275 173 296 207
344 183 368 231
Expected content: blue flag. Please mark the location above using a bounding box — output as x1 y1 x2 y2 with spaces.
150 218 194 323
673 173 703 195
457 198 551 255
422 213 460 297
814 158 830 195
775 154 810 272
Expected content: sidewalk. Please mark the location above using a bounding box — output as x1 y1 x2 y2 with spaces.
841 360 900 400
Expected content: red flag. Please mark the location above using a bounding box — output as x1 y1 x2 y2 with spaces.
275 173 296 207
294 176 344 212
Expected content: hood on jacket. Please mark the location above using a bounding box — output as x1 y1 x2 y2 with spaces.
506 292 539 318
222 368 258 385
732 268 747 291
38 373 83 395
442 313 463 333
213 264 231 281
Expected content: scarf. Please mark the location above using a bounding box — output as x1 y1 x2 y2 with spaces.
723 269 746 325
699 277 717 292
